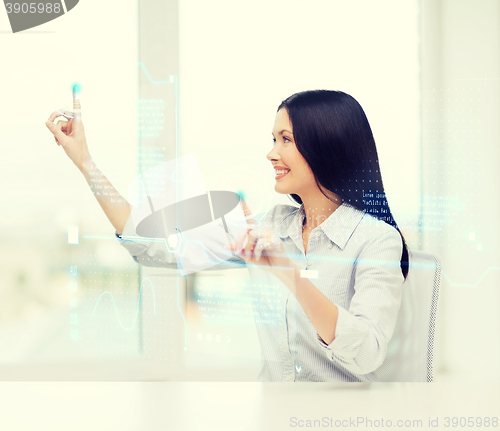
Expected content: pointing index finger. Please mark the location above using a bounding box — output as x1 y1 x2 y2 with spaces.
73 100 81 122
72 84 82 122
238 194 256 223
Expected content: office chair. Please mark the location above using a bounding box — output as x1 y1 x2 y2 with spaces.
376 250 442 382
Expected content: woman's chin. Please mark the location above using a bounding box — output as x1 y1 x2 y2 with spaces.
274 184 292 195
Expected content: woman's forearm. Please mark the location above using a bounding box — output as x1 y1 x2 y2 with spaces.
276 264 339 345
80 159 131 235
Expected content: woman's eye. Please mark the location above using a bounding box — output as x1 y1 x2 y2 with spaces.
272 137 291 145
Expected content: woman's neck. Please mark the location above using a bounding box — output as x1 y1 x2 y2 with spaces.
300 189 342 231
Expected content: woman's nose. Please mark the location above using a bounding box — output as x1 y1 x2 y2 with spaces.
267 147 279 161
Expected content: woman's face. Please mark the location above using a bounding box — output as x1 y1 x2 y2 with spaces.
267 108 317 197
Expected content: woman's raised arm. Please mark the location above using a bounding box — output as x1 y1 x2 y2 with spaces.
45 98 131 234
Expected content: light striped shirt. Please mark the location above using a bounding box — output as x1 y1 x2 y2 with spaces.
117 202 405 382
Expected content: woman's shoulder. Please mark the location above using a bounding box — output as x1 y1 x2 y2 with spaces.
357 210 402 246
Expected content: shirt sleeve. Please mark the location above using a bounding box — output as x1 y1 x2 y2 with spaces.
315 227 405 375
115 212 246 270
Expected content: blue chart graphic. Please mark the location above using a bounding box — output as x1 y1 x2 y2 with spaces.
441 267 500 288
136 61 179 152
92 278 156 331
138 62 174 85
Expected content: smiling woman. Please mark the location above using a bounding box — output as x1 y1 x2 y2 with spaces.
272 90 409 277
113 89 410 382
46 85 409 382
222 90 409 381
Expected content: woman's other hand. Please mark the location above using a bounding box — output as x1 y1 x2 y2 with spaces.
226 199 293 276
45 98 92 172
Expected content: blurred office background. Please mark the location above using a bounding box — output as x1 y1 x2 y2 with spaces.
0 0 498 381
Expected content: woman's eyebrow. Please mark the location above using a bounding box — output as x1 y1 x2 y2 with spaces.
271 129 293 137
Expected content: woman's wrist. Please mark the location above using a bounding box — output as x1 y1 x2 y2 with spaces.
79 155 95 176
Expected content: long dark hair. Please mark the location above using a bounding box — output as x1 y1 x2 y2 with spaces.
278 90 409 279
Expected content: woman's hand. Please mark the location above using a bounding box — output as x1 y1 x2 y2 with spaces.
226 199 294 277
45 98 93 172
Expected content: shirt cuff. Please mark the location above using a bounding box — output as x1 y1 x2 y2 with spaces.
115 213 149 257
316 305 369 360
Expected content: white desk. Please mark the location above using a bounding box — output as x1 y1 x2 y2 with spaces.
0 381 497 430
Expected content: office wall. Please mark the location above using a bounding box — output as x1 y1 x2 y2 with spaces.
420 0 500 379
0 0 141 372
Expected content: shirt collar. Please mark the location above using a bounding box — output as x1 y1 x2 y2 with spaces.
276 202 365 251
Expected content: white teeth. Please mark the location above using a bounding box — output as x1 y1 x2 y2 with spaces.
275 169 289 175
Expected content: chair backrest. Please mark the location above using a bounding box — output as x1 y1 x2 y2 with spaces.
375 250 442 382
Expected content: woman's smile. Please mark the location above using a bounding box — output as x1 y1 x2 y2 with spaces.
274 166 290 179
